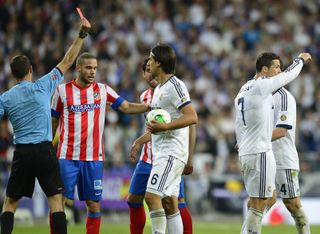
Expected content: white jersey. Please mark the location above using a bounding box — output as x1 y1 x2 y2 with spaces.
235 58 304 156
272 88 299 170
150 76 191 164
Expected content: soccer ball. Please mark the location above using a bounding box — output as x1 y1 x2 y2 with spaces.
146 109 171 125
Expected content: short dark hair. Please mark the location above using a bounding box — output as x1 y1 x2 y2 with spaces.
255 52 281 72
10 55 31 79
150 43 176 74
76 52 97 66
142 57 149 72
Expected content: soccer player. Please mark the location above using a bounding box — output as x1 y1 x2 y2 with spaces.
128 58 194 234
235 52 311 234
269 86 310 233
0 17 91 234
131 43 197 234
50 52 150 234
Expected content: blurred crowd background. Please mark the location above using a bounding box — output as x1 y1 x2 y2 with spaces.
1 0 320 219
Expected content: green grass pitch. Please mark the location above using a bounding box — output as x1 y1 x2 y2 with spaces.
12 223 320 234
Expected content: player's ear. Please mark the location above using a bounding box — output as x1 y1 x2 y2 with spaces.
262 65 268 73
156 60 161 69
76 64 81 72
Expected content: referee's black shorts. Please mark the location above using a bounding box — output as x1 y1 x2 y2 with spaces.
6 141 64 200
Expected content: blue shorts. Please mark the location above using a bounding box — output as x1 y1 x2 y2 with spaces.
59 159 103 201
129 160 185 199
129 161 152 195
179 176 185 199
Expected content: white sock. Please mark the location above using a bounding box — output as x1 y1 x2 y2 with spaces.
167 211 183 234
292 208 310 234
243 208 263 234
240 217 247 234
150 209 166 234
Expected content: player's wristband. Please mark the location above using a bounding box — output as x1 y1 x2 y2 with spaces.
298 57 305 64
78 30 88 39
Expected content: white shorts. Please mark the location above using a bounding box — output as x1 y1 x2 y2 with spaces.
240 151 276 198
146 155 185 197
276 169 300 198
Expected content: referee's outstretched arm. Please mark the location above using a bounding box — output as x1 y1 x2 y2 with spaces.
56 17 91 74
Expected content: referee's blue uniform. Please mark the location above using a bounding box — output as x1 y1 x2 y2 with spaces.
0 67 65 200
0 67 63 144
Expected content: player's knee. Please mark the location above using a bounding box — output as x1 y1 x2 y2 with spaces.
145 193 161 210
144 194 153 207
249 198 266 212
86 200 100 212
48 194 64 212
283 198 301 214
127 193 144 204
162 198 171 212
3 196 19 212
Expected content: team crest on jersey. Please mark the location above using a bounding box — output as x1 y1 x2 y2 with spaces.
51 74 58 80
280 114 287 121
181 97 187 103
93 92 101 101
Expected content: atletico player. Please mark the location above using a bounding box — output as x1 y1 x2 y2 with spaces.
51 52 149 234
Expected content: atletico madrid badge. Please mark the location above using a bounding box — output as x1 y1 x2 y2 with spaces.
93 92 100 101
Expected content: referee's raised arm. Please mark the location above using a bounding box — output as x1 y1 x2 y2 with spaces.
56 17 91 74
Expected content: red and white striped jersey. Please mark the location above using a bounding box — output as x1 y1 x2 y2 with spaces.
51 80 124 161
139 88 153 164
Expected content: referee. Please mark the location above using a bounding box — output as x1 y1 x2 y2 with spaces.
0 17 91 234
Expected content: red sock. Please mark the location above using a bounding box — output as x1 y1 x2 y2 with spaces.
179 207 193 234
129 205 146 234
49 212 56 234
86 214 101 234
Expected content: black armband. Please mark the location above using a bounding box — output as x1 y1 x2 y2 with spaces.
78 30 88 39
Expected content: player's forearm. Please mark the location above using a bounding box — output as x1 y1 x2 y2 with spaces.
166 113 197 131
119 101 149 114
56 37 85 74
270 58 304 92
134 131 151 145
272 127 287 141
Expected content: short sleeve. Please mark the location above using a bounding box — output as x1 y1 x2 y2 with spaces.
35 67 64 95
51 87 63 118
274 90 294 129
171 80 191 110
105 84 125 110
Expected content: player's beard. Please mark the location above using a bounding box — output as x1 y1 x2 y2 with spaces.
80 74 95 85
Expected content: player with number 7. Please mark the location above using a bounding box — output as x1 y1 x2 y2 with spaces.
234 52 311 234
